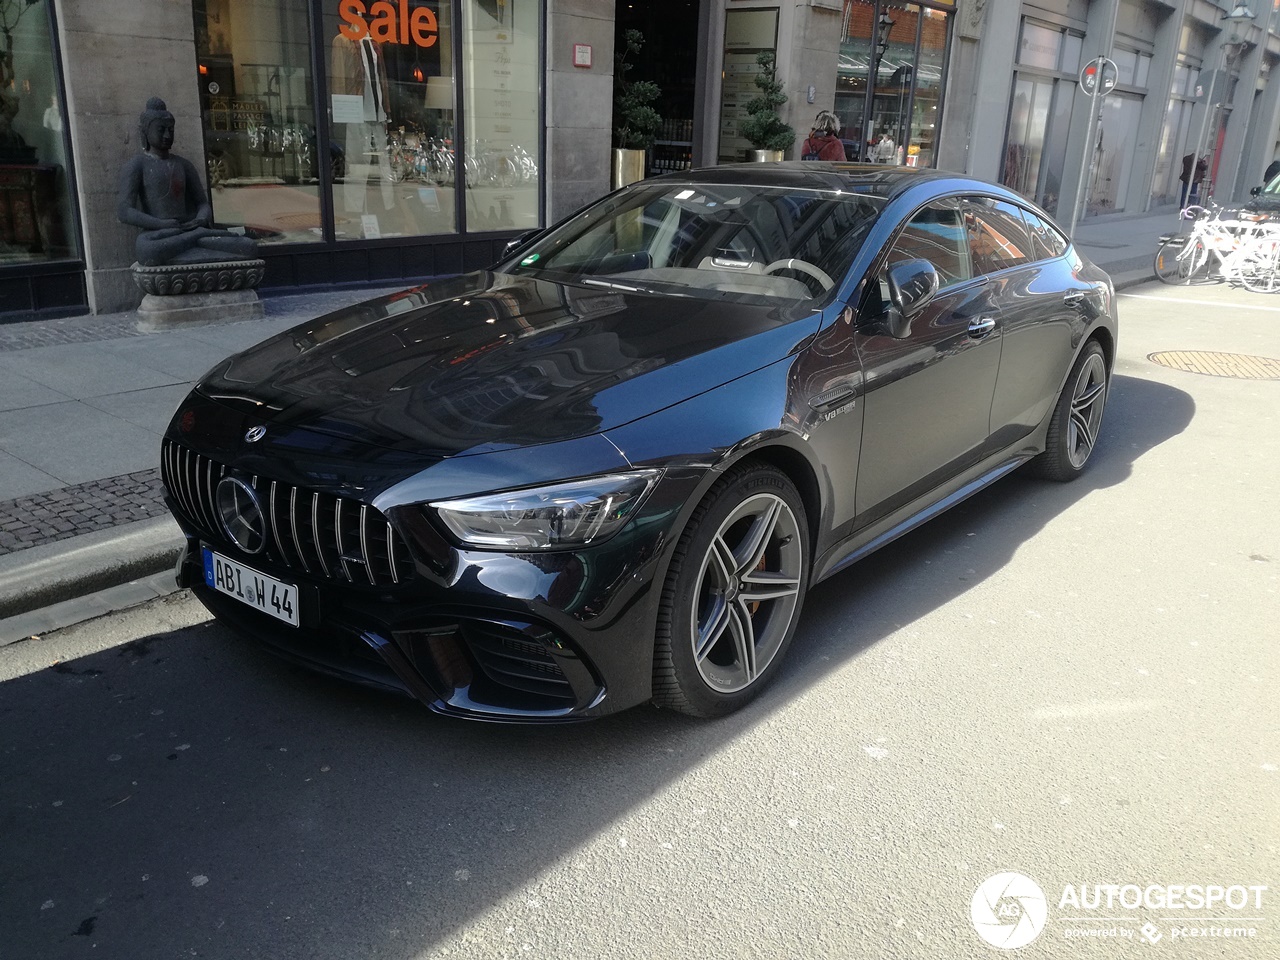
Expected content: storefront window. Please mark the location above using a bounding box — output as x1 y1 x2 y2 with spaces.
907 7 946 167
194 0 321 245
324 0 457 240
461 0 540 231
835 1 873 161
0 0 77 263
1087 93 1141 214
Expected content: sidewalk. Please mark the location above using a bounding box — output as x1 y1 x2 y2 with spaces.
0 210 1170 643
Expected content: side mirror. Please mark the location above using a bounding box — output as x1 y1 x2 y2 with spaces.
882 258 939 338
1251 185 1263 197
503 229 542 260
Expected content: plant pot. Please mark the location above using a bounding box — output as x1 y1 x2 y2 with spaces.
612 148 646 189
748 149 785 162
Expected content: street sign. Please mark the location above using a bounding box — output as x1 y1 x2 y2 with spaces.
1080 57 1118 97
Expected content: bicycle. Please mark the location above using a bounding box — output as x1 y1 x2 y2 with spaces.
1154 203 1280 292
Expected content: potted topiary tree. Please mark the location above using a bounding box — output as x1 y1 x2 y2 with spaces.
739 51 795 161
612 29 662 188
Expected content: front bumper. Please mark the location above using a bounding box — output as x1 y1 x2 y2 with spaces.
173 497 679 722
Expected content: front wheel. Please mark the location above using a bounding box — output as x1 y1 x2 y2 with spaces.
1029 341 1108 482
653 463 810 718
1154 237 1208 284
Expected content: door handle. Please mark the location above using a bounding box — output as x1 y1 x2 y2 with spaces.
1063 292 1086 308
968 317 996 338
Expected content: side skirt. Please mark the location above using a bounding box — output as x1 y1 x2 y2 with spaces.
813 452 1033 584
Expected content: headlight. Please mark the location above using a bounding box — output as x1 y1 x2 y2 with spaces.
430 469 662 550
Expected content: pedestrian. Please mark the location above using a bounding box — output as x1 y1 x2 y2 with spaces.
874 132 896 164
1264 157 1280 184
800 110 846 161
1179 153 1208 209
1189 155 1208 205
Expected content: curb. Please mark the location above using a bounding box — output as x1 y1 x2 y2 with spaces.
0 516 184 623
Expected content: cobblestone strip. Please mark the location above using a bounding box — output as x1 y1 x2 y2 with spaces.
0 469 168 555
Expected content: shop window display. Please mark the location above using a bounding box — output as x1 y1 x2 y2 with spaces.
194 0 324 245
325 0 459 239
461 0 540 232
0 0 77 264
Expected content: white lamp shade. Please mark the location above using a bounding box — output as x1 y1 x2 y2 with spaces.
426 75 454 110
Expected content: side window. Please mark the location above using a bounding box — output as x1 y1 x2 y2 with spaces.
962 197 1035 274
886 201 973 289
1020 207 1070 261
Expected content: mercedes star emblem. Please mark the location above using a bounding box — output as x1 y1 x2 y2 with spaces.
215 476 267 555
244 425 267 443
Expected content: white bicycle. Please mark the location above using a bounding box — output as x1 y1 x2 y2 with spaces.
1154 203 1280 293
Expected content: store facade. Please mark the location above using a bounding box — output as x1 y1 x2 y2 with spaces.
29 0 613 322
190 0 543 288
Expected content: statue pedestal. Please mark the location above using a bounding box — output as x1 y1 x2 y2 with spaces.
136 289 264 332
131 259 266 332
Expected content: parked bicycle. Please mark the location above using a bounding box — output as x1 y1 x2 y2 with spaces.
1154 203 1280 293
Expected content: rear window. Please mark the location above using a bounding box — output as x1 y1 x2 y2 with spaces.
1020 207 1070 260
962 197 1035 274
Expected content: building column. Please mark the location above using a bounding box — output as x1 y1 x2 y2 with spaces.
948 0 1019 179
1058 0 1121 231
54 0 204 314
1130 0 1193 212
1221 9 1278 201
545 0 614 223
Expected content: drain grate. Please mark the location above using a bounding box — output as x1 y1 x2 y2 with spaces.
1148 350 1280 380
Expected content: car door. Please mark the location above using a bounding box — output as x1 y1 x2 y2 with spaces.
853 198 1004 523
984 202 1088 446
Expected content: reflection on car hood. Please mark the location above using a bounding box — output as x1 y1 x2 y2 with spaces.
196 273 820 457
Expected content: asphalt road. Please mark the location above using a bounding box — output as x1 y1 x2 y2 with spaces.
0 280 1276 960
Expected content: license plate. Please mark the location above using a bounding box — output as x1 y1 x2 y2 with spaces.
203 548 299 627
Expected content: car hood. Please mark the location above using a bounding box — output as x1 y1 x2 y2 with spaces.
196 273 820 457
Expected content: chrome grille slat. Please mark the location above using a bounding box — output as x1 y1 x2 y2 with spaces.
334 498 353 581
358 505 375 585
311 492 330 577
160 440 411 587
268 480 288 563
206 459 221 532
386 521 399 585
289 487 311 573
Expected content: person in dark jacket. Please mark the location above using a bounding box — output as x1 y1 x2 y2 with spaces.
1264 158 1280 184
801 110 846 161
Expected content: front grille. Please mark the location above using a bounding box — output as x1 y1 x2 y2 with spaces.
161 438 415 587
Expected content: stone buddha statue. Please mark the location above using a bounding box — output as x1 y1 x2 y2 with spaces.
117 97 258 266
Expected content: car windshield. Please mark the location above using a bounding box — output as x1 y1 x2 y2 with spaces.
501 182 885 306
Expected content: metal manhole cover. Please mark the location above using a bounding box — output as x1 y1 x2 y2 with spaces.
1147 350 1280 380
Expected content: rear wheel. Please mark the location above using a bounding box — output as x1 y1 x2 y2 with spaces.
1154 237 1208 284
653 463 809 718
1029 341 1108 482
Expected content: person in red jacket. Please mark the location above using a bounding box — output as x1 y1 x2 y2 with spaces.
801 110 846 161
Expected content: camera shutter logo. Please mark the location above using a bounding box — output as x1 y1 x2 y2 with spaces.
971 872 1048 949
216 476 267 555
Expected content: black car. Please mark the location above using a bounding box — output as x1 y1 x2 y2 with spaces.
1247 173 1280 214
162 164 1116 722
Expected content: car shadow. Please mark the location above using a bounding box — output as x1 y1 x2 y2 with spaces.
0 372 1192 959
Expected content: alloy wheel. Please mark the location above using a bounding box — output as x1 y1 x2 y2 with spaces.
690 493 803 694
1067 352 1108 469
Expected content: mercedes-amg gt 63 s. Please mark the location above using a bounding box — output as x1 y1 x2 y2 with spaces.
162 164 1117 722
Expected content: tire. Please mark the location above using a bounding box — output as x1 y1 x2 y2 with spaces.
1240 240 1280 293
1154 237 1207 284
1029 341 1108 482
652 462 810 718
